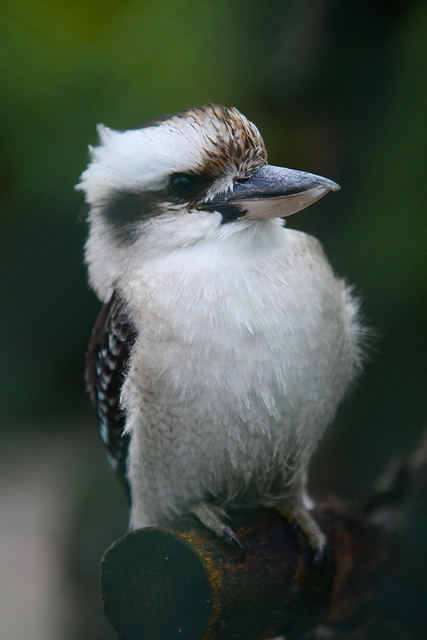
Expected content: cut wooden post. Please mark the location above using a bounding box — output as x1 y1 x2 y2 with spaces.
100 504 385 640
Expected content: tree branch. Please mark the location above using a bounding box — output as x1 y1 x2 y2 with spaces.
99 429 427 640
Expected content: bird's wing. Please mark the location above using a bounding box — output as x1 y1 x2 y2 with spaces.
85 292 137 500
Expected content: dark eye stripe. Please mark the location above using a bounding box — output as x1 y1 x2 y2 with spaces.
99 190 164 244
99 169 240 244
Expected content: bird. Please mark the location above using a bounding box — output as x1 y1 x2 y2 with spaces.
78 103 364 557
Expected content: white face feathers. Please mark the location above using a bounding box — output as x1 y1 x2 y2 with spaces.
77 104 267 205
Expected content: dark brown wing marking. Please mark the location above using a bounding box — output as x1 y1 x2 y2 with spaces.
85 293 137 499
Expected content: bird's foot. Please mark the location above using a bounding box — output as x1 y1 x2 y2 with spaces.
276 504 327 565
190 502 245 559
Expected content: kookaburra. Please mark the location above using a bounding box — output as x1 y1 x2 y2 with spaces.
78 104 364 556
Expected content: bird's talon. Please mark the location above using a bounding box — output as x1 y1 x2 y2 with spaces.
222 528 246 560
276 505 328 562
312 545 326 568
190 502 245 559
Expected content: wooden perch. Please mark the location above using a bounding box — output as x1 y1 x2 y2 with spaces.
99 430 427 640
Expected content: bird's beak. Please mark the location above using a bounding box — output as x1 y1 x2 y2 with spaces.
207 165 340 219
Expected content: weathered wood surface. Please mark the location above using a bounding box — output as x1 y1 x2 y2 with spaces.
100 430 427 640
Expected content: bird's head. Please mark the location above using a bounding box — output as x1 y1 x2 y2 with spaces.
77 104 339 299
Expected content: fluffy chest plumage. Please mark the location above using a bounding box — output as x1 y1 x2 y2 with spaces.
115 224 357 526
120 225 350 435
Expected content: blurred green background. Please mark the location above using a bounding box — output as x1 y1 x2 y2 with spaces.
1 1 426 638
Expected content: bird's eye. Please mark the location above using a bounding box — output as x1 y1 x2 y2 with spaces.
169 174 198 197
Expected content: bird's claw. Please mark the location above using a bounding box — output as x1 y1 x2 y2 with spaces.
190 502 245 560
276 504 328 567
221 526 246 560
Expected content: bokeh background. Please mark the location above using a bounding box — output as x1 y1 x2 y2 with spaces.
1 1 426 638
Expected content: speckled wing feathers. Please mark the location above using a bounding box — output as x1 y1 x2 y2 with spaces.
85 293 137 498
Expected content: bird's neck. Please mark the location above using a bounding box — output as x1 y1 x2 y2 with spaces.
87 216 291 303
141 216 290 266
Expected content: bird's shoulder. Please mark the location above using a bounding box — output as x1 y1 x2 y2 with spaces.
283 227 327 259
